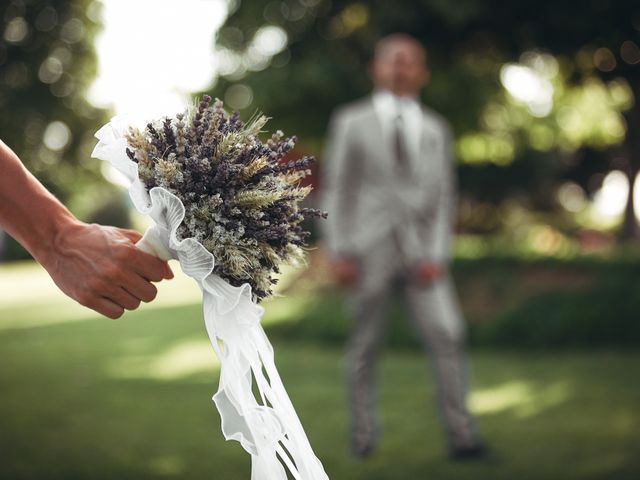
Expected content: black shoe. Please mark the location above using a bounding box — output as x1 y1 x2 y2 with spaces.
449 442 488 461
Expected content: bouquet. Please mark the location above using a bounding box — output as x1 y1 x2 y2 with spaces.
92 96 329 480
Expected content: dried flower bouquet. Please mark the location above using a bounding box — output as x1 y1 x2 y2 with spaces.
92 97 328 480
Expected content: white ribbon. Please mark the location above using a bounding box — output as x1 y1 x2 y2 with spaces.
92 119 329 480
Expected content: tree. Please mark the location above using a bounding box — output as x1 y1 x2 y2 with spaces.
208 0 640 239
1 0 108 202
458 0 640 239
1 0 110 259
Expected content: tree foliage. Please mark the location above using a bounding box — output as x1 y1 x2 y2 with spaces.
1 0 108 205
210 0 640 237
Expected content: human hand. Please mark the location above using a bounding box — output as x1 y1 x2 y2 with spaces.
332 257 359 287
40 220 173 319
415 261 443 285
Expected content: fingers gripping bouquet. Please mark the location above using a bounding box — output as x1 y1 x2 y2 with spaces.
92 96 328 480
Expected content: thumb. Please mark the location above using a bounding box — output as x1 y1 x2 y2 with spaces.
118 228 143 244
163 261 175 279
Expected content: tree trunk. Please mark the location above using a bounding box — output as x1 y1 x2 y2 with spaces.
620 164 640 241
619 100 640 242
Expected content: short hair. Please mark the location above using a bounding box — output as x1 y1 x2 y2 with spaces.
374 33 427 65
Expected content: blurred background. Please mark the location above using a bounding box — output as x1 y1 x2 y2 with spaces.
1 0 639 479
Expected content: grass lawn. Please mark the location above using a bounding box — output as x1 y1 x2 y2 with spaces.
1 262 639 480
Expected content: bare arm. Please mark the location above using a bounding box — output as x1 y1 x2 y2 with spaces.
0 139 173 319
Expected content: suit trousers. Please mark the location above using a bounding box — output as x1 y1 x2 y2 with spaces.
346 232 478 450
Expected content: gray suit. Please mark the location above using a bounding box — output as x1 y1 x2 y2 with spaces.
321 95 479 451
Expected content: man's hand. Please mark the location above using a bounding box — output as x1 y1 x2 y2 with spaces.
41 221 173 319
332 257 359 287
415 261 443 285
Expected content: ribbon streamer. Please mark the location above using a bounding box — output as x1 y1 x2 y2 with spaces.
92 119 329 480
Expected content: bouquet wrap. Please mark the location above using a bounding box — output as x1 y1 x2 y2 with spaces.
92 113 328 480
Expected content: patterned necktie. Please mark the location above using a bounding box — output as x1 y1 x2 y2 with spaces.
393 108 409 175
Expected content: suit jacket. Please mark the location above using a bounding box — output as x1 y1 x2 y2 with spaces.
320 95 456 264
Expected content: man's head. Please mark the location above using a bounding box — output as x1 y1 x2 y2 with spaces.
370 33 429 97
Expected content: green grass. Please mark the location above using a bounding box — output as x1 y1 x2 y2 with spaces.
1 262 639 480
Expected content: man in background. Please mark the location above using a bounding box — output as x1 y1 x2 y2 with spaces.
321 33 485 460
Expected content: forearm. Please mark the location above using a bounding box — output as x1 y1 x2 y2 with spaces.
0 140 77 264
